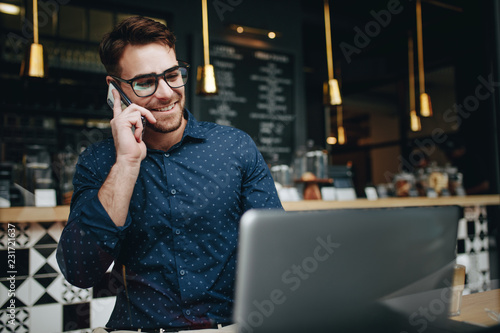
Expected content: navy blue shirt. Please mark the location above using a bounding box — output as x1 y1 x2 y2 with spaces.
56 110 282 330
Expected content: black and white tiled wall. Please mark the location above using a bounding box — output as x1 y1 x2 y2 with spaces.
0 222 116 333
0 205 495 332
456 205 492 295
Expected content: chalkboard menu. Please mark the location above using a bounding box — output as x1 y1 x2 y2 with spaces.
198 43 295 164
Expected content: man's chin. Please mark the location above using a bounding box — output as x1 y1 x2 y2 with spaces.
147 111 183 133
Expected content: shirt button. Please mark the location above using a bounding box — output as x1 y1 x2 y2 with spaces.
171 189 176 195
175 229 181 235
164 153 170 157
185 309 191 316
179 270 185 276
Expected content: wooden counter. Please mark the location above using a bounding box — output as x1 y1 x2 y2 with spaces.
283 194 500 211
1 194 499 223
451 289 500 327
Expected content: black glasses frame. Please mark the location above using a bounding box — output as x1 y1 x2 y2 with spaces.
111 60 190 98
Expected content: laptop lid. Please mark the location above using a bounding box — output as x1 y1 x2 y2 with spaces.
234 206 461 333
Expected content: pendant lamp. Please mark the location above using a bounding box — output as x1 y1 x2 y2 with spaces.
196 0 218 95
323 0 342 106
416 0 432 117
408 33 421 131
20 0 47 78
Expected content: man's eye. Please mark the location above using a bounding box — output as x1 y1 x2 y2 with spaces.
134 77 155 89
166 73 180 81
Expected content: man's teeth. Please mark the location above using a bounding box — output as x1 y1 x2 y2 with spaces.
156 104 175 111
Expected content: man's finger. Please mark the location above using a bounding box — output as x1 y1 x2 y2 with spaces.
112 89 123 117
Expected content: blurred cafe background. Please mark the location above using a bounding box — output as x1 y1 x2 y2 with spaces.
0 0 499 331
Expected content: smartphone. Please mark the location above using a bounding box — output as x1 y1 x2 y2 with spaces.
107 81 132 110
107 81 146 129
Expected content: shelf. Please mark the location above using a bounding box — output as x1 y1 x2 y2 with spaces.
1 195 499 223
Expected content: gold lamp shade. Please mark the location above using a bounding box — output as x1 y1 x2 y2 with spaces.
196 0 218 96
196 64 218 96
410 109 422 132
322 79 342 106
20 0 47 78
20 43 46 78
323 0 342 106
337 125 346 145
419 92 433 117
328 78 342 105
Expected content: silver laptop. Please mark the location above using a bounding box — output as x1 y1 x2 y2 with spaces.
234 206 463 333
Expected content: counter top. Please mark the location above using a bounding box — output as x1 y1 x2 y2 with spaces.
282 194 500 211
1 194 499 223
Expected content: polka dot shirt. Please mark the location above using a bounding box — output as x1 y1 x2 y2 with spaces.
56 110 283 330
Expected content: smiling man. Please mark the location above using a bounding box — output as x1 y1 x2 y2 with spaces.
56 16 282 332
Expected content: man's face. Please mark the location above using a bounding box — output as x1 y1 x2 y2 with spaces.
117 43 185 134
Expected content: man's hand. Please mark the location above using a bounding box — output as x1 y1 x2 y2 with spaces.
98 89 157 227
110 89 156 165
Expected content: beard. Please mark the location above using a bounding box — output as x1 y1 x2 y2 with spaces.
146 98 185 133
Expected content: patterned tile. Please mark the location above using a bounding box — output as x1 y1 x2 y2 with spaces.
47 247 62 275
0 223 30 250
29 247 46 276
63 302 91 331
63 278 92 304
0 248 29 279
457 218 468 239
24 223 49 249
30 303 62 332
16 278 45 307
0 278 27 309
46 275 67 305
47 222 65 244
0 307 29 333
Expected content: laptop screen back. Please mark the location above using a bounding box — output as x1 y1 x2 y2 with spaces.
234 206 460 333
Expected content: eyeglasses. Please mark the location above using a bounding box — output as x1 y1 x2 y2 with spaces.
111 61 190 97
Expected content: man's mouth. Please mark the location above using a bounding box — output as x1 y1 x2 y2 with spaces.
152 102 176 112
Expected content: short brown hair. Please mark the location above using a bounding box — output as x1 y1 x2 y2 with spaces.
99 16 176 76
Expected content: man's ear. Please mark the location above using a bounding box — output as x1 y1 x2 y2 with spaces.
106 76 113 85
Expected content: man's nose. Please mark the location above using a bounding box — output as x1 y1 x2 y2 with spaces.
154 78 175 99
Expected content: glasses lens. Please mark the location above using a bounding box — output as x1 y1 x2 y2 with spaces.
131 66 188 97
166 67 188 88
132 76 156 97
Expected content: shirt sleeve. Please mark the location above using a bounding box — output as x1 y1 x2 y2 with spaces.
56 144 132 289
238 133 283 212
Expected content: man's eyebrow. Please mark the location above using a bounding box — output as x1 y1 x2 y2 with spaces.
130 65 180 80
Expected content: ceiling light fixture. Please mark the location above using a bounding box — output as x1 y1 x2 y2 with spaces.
408 33 422 132
20 0 47 78
416 0 432 117
196 0 218 96
323 0 342 106
0 3 21 15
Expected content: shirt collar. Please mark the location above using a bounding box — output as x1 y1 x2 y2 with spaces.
182 109 207 142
